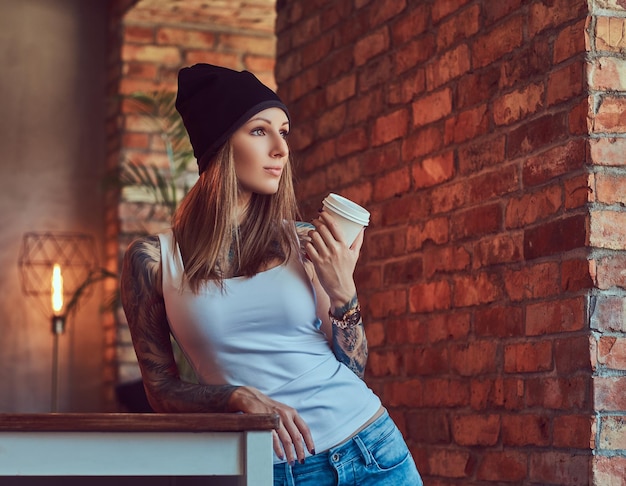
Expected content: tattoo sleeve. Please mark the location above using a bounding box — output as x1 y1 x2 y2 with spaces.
120 235 238 412
331 295 368 380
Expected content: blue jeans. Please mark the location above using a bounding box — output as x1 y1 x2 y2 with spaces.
273 410 422 485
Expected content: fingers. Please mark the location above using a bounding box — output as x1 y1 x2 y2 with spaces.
350 227 365 251
306 219 361 268
294 414 315 457
306 223 342 263
275 408 314 464
276 421 304 464
272 430 284 460
312 212 345 246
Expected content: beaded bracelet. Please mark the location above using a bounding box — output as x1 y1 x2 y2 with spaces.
329 304 362 329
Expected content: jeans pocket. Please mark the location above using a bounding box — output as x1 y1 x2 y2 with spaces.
368 425 411 471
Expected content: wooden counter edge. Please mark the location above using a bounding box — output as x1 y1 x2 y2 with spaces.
0 413 280 432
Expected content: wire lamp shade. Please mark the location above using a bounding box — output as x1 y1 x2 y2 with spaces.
18 232 98 319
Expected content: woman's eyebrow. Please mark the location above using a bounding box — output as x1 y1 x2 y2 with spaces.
247 116 289 127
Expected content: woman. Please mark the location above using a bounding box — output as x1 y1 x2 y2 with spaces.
121 63 422 485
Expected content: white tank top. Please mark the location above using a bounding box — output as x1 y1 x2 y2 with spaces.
158 230 381 460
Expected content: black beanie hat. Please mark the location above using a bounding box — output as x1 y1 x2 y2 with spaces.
175 63 290 174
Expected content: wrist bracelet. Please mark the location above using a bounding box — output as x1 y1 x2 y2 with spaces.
329 304 362 329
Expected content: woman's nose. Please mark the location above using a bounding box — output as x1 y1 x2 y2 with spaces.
272 133 288 158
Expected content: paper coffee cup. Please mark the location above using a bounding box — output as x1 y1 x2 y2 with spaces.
322 193 370 246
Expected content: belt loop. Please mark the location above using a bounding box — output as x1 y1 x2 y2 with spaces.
287 461 296 486
353 435 372 466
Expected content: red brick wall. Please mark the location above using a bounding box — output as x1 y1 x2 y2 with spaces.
275 1 625 484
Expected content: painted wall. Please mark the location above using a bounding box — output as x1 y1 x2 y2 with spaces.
0 0 108 412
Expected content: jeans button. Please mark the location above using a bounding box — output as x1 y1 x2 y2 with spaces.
331 453 340 462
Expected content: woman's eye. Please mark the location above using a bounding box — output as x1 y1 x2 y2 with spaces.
280 130 289 139
251 128 265 136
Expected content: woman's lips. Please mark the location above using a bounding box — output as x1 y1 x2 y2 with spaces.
264 167 283 177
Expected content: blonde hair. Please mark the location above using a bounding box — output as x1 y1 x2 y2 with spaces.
172 141 299 292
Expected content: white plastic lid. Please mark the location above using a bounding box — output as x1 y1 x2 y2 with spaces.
322 193 370 226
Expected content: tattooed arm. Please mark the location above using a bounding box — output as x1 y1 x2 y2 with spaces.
303 213 369 379
316 285 368 379
329 295 368 379
120 235 237 412
120 235 315 463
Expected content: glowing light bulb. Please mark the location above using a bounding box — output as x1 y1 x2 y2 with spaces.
51 264 64 315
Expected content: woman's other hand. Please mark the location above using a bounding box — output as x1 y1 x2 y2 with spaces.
305 211 363 309
228 386 315 464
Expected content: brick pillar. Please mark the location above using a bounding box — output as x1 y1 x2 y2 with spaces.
588 1 626 483
276 1 625 484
